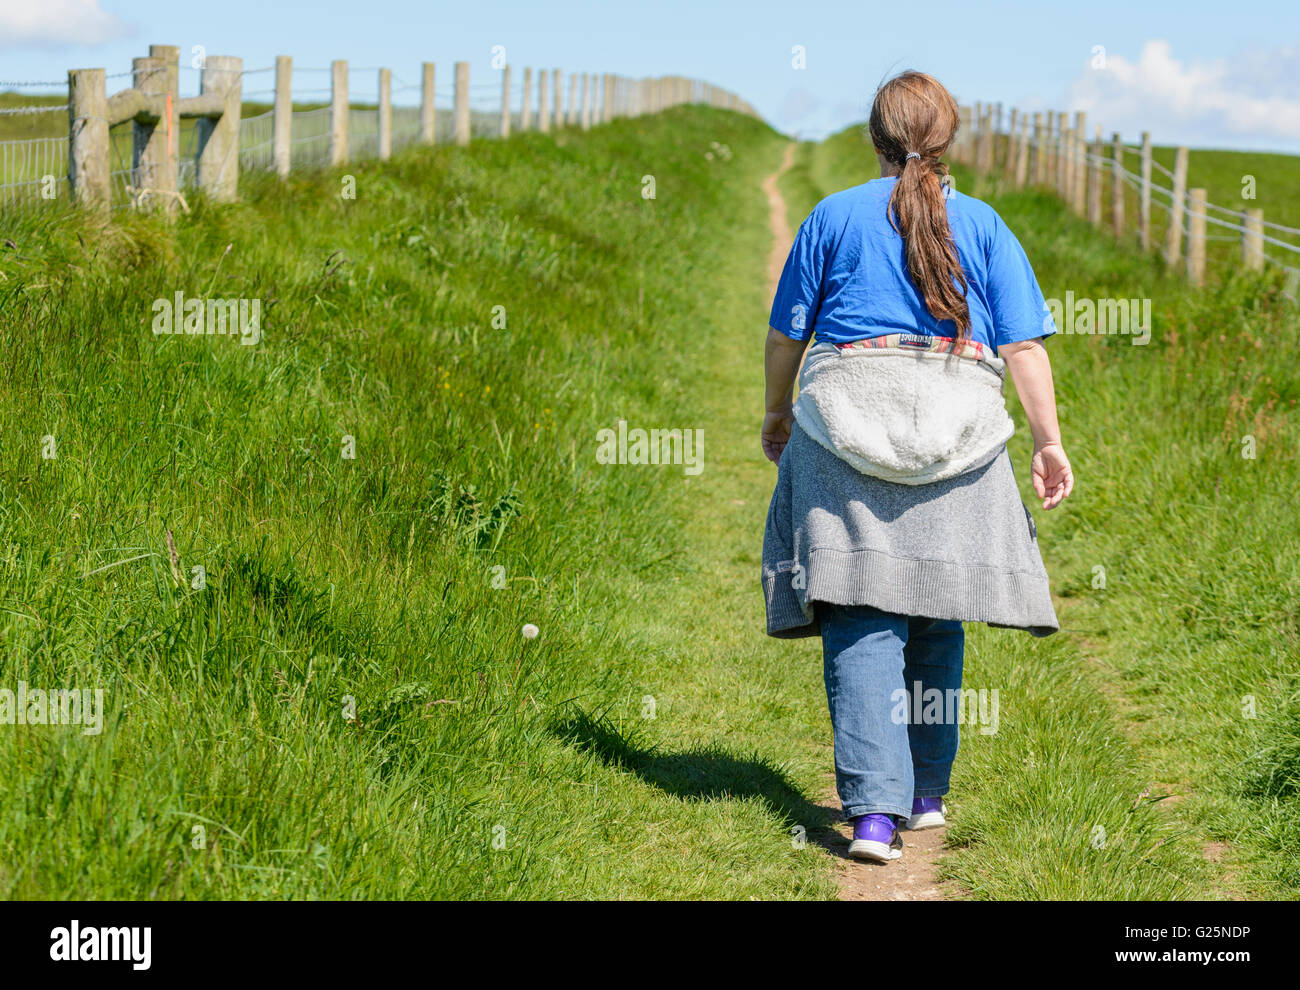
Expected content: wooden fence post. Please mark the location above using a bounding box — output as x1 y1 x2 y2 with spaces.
552 69 562 126
538 69 551 133
1063 116 1075 207
453 61 470 145
500 64 511 138
1005 107 1018 180
993 102 1003 172
978 107 992 172
1087 125 1102 224
521 68 532 131
1186 187 1206 286
195 55 241 201
67 68 110 213
1139 131 1152 250
568 73 577 125
378 68 392 158
134 46 179 212
1054 111 1066 195
604 74 615 123
1072 111 1087 215
1057 119 1069 199
1052 113 1063 195
1111 132 1124 236
580 72 590 130
272 55 291 178
330 59 348 165
967 102 979 165
1065 115 1076 209
1164 146 1189 267
1015 114 1029 187
1242 208 1264 271
420 62 435 144
1031 112 1044 185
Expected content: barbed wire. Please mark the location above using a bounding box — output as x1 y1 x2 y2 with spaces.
0 103 68 116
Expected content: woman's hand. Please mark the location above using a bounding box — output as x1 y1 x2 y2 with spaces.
761 408 794 464
1031 440 1074 510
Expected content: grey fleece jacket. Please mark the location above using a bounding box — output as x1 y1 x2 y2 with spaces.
761 339 1059 638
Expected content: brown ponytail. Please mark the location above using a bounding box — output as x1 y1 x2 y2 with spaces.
868 72 970 341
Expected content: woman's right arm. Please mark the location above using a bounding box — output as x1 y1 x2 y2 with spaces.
1001 337 1074 510
762 327 810 464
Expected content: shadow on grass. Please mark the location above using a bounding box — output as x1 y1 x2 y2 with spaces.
550 705 834 830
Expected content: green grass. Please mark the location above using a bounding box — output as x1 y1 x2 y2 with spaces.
0 106 842 899
5 100 1297 901
785 126 1300 898
1147 145 1300 273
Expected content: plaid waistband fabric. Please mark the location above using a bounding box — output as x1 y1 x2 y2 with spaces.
832 332 988 363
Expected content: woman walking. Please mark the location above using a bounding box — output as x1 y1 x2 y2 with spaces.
761 71 1073 864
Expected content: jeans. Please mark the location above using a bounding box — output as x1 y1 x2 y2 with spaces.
818 602 965 820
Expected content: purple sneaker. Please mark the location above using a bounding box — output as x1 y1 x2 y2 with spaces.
905 797 947 831
848 813 903 862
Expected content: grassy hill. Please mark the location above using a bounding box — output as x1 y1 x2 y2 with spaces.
0 106 848 898
3 104 1296 900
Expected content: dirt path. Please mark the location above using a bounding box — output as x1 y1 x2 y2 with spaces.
762 142 952 902
763 143 798 288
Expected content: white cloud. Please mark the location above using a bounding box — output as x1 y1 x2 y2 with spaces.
0 0 130 47
1065 40 1300 151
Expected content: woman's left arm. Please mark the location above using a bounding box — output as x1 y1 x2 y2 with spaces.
762 327 811 464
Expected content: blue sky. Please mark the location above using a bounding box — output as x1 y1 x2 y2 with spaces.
4 0 1300 152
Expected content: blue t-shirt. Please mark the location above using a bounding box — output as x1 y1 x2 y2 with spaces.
769 177 1055 351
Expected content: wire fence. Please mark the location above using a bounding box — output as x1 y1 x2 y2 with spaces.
2 56 753 213
0 136 66 206
954 105 1300 287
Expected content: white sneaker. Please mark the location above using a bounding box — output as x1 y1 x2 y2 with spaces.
848 814 904 862
905 799 947 830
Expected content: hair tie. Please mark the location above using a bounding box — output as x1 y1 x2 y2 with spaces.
904 152 921 161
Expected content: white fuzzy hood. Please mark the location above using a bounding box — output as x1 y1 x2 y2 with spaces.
792 337 1014 485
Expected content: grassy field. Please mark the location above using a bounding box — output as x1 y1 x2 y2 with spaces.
0 105 848 898
2 102 1296 900
785 126 1300 898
